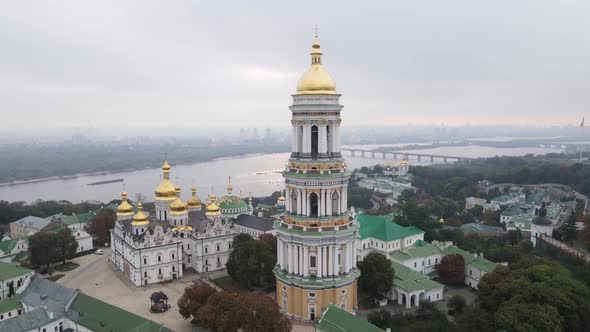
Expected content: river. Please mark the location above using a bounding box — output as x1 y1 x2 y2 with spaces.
0 145 563 203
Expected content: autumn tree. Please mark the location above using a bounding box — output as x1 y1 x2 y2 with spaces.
177 284 216 321
435 254 465 285
358 252 395 299
88 208 116 244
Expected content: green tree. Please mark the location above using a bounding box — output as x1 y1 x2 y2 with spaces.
447 294 466 315
56 228 78 264
28 232 57 270
495 303 563 332
226 234 276 288
357 252 394 299
560 214 578 243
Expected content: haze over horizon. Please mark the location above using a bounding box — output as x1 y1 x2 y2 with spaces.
1 0 589 135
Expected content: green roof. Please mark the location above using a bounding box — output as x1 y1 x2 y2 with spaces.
0 237 28 255
0 262 32 280
526 191 550 205
390 240 439 261
218 195 248 211
357 214 424 242
74 211 96 223
315 304 384 332
442 246 498 273
392 262 443 292
67 293 173 332
0 297 22 313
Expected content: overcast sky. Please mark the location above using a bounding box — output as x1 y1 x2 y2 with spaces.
1 0 589 134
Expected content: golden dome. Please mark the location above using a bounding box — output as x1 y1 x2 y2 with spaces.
296 39 336 95
400 155 409 166
206 194 221 217
278 190 286 202
132 203 149 225
169 187 188 215
187 186 202 209
116 192 134 217
155 179 177 201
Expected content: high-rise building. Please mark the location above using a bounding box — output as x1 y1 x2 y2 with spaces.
275 37 359 321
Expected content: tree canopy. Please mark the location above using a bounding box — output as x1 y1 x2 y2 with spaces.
226 233 276 288
358 252 395 299
435 254 465 285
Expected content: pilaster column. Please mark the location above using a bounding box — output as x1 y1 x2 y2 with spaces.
318 188 326 217
277 239 282 268
322 246 328 277
294 245 300 275
317 247 323 278
335 124 341 152
292 125 297 152
303 246 309 277
334 245 340 275
288 244 293 274
298 189 302 215
341 187 347 213
328 246 333 276
319 125 327 154
306 193 311 217
326 190 332 216
303 124 310 154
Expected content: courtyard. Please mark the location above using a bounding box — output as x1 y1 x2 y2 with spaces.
55 248 316 332
56 248 225 332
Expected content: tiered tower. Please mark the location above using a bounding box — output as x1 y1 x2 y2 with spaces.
275 37 359 321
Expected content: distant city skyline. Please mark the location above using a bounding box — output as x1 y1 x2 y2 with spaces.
1 1 589 134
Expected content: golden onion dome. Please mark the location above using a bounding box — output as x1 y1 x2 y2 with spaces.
206 194 221 217
439 217 445 224
296 39 336 95
116 192 134 217
169 187 188 215
132 203 149 225
155 179 177 200
278 190 286 202
187 186 202 209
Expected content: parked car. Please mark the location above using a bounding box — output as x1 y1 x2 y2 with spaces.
95 249 104 255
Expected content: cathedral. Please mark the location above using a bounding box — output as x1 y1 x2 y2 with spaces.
274 37 360 321
110 162 257 286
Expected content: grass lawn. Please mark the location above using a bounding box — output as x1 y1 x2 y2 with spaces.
211 275 235 290
55 261 80 272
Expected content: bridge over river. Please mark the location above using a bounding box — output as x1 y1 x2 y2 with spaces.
340 148 476 163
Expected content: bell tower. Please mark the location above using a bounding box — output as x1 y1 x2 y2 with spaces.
275 36 359 321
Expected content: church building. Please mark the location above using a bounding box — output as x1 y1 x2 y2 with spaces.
275 37 360 321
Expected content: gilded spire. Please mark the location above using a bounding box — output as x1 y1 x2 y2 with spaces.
227 176 233 195
187 185 202 210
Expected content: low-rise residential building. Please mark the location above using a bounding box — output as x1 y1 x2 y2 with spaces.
0 237 29 263
315 304 384 332
356 214 424 261
390 240 442 275
0 262 34 301
0 275 173 331
9 217 50 239
233 214 276 238
490 192 525 209
506 213 532 231
465 197 500 212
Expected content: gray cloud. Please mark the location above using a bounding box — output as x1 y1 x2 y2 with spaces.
1 0 589 134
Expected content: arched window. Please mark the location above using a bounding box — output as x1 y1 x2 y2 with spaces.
310 192 319 217
311 125 319 157
332 192 340 216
